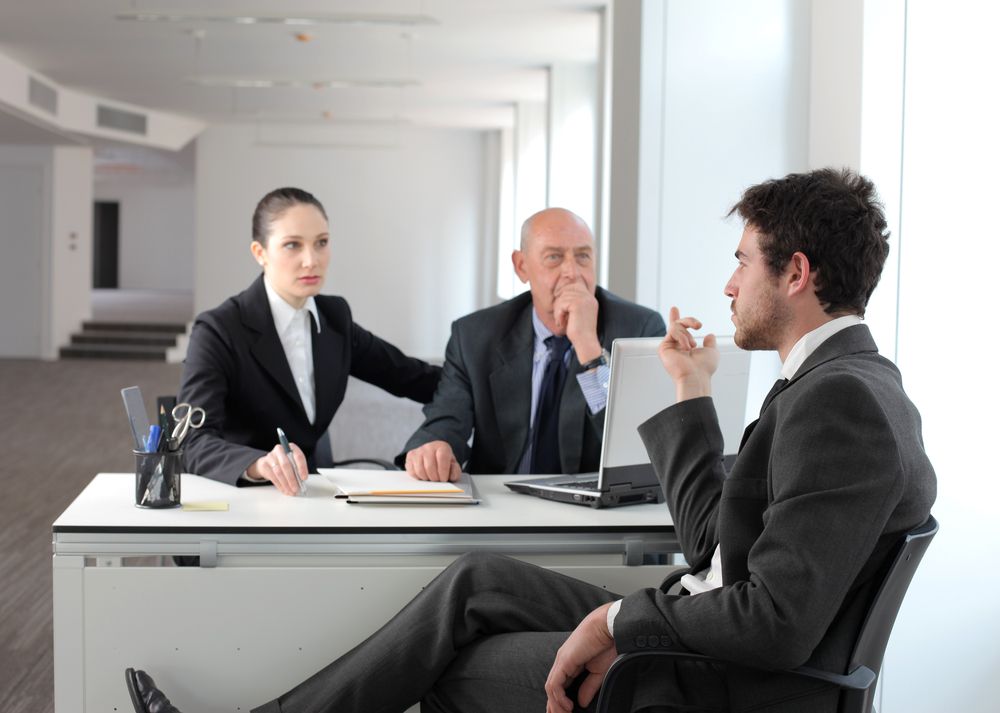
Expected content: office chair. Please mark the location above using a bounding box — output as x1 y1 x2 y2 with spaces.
594 516 938 713
329 456 397 470
316 428 399 470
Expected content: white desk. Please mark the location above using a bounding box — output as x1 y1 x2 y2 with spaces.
52 472 677 713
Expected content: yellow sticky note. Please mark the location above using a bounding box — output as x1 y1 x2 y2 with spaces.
182 501 230 512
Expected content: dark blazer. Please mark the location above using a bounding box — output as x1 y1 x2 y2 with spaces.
400 287 666 474
620 324 936 712
178 275 441 485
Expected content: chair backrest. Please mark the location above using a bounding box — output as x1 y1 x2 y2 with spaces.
327 376 427 462
846 515 938 696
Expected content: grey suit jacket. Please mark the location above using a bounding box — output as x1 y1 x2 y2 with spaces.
622 324 936 712
400 287 665 474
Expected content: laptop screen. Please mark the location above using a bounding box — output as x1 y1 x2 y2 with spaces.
600 337 752 475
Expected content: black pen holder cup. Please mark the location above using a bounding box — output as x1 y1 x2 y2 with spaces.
133 450 182 508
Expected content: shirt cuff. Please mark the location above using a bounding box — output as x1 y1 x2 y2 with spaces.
606 599 622 637
576 363 610 415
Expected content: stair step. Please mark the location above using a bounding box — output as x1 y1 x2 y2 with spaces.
71 331 179 347
59 343 169 361
82 321 188 334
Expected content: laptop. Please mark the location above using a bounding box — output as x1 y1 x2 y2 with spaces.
505 336 752 508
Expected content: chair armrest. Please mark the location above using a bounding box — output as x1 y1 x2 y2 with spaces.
596 651 877 713
787 664 876 691
332 458 399 471
658 567 691 593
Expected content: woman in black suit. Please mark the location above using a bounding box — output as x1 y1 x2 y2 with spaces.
177 187 440 495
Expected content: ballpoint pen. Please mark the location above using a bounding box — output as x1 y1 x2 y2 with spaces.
276 427 306 496
145 425 161 453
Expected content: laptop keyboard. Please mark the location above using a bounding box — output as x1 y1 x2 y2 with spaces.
555 478 599 490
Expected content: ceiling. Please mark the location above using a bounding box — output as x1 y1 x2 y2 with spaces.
0 105 83 144
0 0 603 131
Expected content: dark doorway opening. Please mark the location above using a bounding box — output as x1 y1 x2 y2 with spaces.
93 201 120 289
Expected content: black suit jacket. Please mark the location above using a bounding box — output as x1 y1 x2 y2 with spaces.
623 325 937 712
400 287 666 474
178 275 440 485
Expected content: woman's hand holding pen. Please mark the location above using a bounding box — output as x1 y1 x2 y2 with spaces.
247 442 309 496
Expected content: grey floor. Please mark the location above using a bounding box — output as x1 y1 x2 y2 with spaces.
0 357 183 713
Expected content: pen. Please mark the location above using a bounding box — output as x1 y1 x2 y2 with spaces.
158 405 170 450
145 425 161 453
276 427 306 496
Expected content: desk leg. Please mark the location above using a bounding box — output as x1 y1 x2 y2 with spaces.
52 555 85 713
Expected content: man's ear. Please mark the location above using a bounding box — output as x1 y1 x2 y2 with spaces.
511 250 529 284
785 251 813 297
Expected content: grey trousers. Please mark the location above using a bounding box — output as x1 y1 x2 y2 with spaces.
251 552 727 713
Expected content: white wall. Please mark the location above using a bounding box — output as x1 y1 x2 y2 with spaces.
799 2 999 708
496 100 550 299
606 0 807 413
807 0 906 359
603 0 646 299
652 0 811 333
604 0 810 333
49 146 94 354
194 123 486 360
878 2 1000 711
548 62 598 232
0 144 92 359
0 148 47 357
94 142 196 291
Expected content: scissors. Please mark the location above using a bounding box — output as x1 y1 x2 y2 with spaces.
170 402 206 449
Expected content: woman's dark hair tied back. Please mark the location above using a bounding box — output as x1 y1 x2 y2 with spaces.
252 187 327 246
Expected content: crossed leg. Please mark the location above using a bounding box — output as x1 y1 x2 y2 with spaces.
251 552 619 713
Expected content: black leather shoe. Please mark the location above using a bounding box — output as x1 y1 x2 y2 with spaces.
125 668 184 713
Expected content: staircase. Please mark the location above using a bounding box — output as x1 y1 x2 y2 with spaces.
60 321 188 360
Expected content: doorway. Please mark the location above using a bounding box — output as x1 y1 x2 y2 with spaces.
92 200 119 289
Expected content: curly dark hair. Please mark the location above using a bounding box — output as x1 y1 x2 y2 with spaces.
252 187 328 246
728 167 890 316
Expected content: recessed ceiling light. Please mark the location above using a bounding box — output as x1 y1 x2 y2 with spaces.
116 12 438 27
187 77 420 89
236 111 411 125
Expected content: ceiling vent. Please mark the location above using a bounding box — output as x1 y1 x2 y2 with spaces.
28 77 59 115
97 105 148 135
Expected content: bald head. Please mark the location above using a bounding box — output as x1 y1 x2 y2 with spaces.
512 207 597 335
520 208 593 251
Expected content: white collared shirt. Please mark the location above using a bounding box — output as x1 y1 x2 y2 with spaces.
263 277 320 424
780 315 862 380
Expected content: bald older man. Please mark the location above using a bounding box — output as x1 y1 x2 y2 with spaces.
400 207 665 481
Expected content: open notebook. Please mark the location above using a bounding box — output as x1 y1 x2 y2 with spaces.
318 468 479 505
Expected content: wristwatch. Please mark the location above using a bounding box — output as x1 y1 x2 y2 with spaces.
579 349 610 372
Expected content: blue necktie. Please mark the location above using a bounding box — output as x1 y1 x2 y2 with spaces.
530 336 571 474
